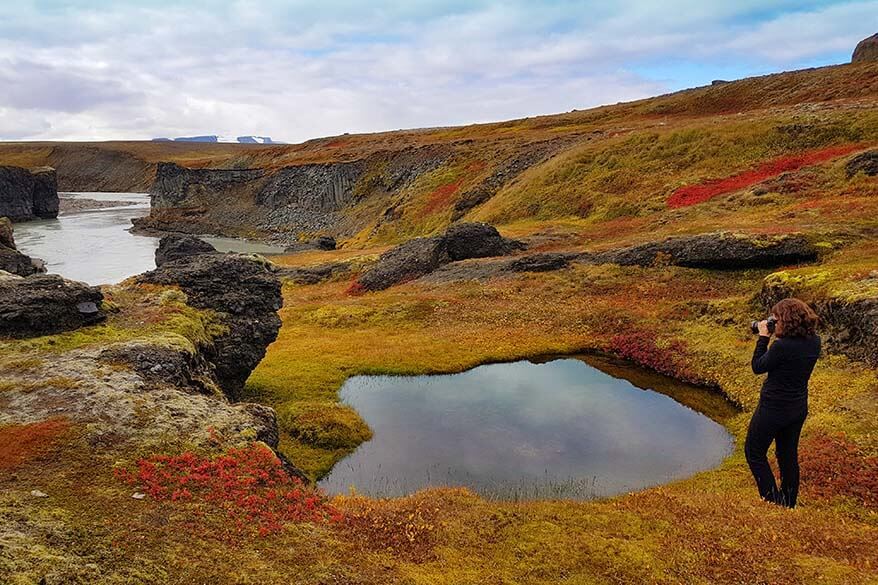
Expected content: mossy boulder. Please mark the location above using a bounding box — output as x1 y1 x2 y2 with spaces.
138 253 282 399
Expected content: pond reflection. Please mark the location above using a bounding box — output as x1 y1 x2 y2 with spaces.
319 357 735 500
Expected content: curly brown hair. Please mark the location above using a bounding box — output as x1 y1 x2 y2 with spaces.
771 298 819 338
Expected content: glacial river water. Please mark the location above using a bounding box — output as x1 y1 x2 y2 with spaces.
319 356 735 500
12 192 285 285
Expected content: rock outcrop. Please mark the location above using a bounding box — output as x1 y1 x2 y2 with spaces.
280 261 353 285
592 232 818 269
354 223 523 292
0 274 105 337
138 253 283 399
846 150 878 178
852 33 878 63
0 217 47 277
136 146 453 241
155 234 217 267
759 272 878 367
0 166 59 221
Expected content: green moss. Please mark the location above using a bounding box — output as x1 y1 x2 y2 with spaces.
276 400 372 451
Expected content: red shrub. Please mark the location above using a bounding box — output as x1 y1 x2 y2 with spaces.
800 432 878 508
346 279 367 296
425 178 464 213
0 418 70 472
609 330 695 381
667 144 865 208
115 443 341 535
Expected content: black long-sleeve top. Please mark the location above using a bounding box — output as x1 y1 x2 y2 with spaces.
751 334 821 408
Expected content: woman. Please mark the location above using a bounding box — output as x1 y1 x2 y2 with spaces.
745 298 821 508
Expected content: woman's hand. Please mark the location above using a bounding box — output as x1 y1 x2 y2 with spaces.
757 320 771 337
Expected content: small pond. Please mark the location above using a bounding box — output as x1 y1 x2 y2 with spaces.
319 355 735 500
12 192 285 285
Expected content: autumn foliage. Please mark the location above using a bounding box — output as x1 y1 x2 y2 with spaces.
0 418 70 472
115 443 341 535
667 144 865 208
800 432 878 508
608 330 695 382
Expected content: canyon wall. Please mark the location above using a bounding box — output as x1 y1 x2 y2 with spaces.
0 166 59 221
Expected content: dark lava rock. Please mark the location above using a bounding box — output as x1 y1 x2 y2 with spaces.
508 252 574 273
355 222 523 292
313 235 336 250
852 33 878 63
759 274 878 367
444 222 520 261
0 274 105 337
0 216 46 277
0 166 59 221
592 232 818 270
357 236 450 292
138 253 283 399
155 234 217 267
845 150 878 178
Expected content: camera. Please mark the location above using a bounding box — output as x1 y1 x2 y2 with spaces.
750 316 777 335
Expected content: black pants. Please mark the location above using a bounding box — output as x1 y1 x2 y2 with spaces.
744 402 807 508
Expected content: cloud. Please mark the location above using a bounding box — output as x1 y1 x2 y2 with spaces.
0 0 872 141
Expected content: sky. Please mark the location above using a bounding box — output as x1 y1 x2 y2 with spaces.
0 1 875 143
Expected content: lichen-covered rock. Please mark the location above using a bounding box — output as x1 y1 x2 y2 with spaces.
852 33 878 63
846 150 878 178
593 232 818 269
759 272 878 367
155 234 217 266
138 253 282 399
0 166 59 221
0 274 105 337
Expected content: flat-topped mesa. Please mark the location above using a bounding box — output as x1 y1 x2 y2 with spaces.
853 33 878 63
0 165 59 221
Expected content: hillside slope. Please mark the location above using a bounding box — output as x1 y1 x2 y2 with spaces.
1 62 877 245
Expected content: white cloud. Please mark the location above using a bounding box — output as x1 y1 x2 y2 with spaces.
0 1 873 141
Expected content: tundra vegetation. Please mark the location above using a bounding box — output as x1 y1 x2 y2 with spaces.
1 61 878 583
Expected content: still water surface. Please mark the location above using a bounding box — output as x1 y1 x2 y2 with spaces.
13 192 284 284
319 356 735 500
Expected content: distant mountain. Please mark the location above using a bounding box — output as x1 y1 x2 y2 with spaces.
151 135 281 144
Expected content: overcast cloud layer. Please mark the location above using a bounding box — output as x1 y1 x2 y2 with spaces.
0 1 874 142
